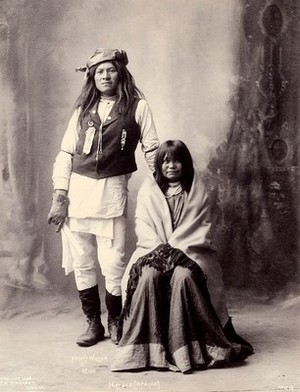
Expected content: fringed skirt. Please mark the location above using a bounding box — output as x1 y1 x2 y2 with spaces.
111 244 243 373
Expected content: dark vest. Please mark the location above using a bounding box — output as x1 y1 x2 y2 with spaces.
72 99 140 179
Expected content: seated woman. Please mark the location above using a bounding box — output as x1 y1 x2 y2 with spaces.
111 140 253 373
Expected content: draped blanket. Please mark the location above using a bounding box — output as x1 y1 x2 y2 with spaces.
121 171 229 325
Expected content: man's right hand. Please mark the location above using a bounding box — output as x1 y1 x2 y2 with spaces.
47 192 69 232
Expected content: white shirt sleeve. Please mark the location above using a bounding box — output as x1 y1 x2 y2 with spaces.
135 99 160 172
52 109 80 191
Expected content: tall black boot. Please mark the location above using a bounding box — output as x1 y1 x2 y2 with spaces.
77 285 105 347
224 317 254 355
105 290 122 345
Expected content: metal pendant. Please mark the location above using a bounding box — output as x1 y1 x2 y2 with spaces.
82 127 96 155
121 129 127 150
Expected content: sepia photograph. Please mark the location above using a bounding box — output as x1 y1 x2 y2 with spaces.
0 1 299 391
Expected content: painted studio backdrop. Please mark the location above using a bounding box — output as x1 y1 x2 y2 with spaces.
0 0 299 305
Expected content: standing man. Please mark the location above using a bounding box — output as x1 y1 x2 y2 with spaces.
48 48 159 346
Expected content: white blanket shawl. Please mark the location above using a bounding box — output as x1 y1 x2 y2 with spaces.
122 170 229 325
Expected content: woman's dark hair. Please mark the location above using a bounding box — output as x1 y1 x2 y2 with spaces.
154 140 194 194
74 60 144 125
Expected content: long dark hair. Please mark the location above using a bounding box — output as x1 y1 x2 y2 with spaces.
74 60 144 125
154 140 194 194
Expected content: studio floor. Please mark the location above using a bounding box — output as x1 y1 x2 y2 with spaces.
0 285 299 392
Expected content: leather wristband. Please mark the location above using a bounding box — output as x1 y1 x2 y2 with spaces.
52 193 70 205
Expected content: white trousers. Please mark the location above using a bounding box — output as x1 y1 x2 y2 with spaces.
69 216 126 295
